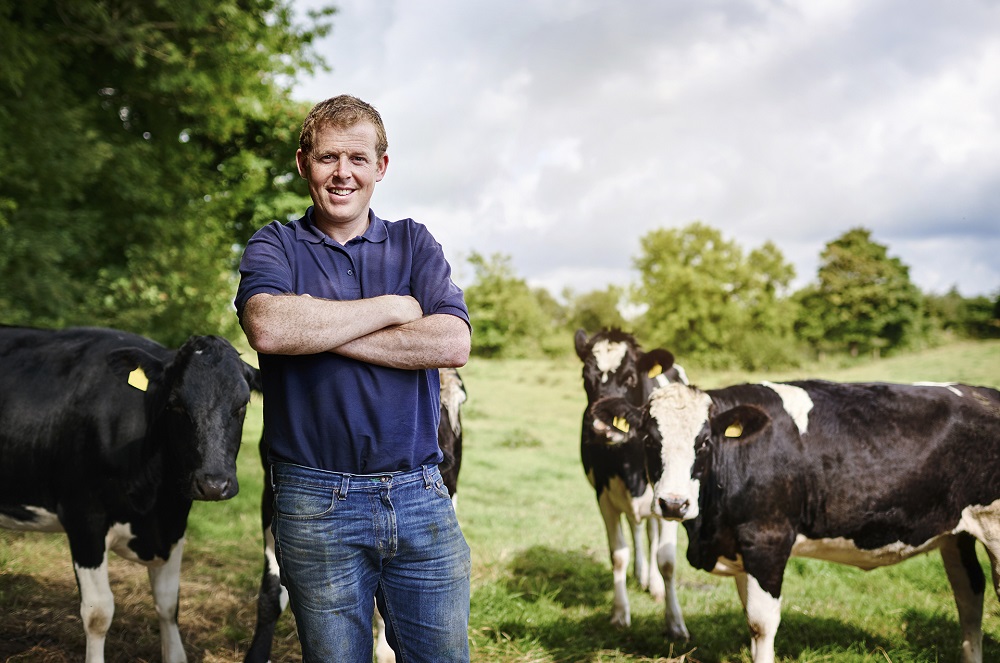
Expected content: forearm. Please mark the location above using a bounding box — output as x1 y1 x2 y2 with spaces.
241 292 423 355
332 313 471 369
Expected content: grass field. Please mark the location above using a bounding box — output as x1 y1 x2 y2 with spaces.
1 339 999 662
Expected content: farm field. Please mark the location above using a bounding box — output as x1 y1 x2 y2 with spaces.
1 339 999 662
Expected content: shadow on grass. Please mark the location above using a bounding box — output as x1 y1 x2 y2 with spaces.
484 544 1000 662
502 545 609 608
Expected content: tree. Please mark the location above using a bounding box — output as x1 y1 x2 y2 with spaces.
631 222 798 369
0 0 331 345
462 252 550 358
795 227 923 356
565 285 628 333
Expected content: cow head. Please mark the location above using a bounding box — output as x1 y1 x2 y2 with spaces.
575 328 675 407
592 384 779 522
109 336 254 501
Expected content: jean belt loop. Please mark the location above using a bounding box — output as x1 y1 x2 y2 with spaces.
422 464 434 489
337 474 350 500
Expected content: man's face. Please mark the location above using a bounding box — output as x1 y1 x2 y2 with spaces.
296 121 388 239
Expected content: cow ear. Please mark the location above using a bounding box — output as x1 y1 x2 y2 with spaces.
589 397 641 445
638 348 675 379
574 329 590 361
106 348 166 393
710 405 770 443
242 361 262 393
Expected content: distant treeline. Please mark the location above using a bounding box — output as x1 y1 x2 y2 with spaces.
464 225 999 369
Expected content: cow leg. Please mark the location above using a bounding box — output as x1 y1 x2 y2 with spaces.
147 539 188 663
940 533 985 663
74 554 114 663
738 572 781 663
245 527 289 663
653 518 689 640
373 604 395 663
632 518 649 590
644 517 663 598
598 493 632 627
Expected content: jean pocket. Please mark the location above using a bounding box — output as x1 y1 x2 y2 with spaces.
432 477 452 501
273 481 337 520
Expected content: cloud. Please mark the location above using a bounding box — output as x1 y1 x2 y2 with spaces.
293 0 1000 297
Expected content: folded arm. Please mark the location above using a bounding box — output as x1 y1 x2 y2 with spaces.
241 292 424 355
241 292 470 368
333 312 470 369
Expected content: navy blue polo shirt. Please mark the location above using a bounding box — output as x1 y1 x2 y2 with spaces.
234 208 470 474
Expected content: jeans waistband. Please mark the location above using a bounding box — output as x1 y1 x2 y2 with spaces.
271 462 439 499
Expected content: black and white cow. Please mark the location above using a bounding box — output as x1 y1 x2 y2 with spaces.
592 379 1000 663
243 367 467 663
575 328 690 639
0 325 258 663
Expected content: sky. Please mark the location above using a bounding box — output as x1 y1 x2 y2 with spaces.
290 0 1000 299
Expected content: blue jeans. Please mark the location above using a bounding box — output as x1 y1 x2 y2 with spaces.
271 462 471 663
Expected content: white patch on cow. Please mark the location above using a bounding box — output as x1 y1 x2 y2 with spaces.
439 367 466 435
605 475 655 522
743 573 782 663
0 505 63 532
75 557 115 663
674 363 690 386
914 381 964 397
104 522 144 564
761 381 813 434
791 533 946 570
264 528 289 611
592 340 628 384
148 540 187 663
646 383 712 520
954 498 1000 543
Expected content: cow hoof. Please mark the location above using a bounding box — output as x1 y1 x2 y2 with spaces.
665 623 690 641
610 611 631 629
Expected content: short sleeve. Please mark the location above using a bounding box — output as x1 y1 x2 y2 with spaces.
234 221 294 319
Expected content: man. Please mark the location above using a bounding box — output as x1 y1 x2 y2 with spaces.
235 95 471 663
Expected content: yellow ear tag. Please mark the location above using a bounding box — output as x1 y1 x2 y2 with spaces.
647 364 663 379
128 367 149 392
725 421 743 438
612 416 630 434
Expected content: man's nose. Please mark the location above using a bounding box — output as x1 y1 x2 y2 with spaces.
331 155 350 178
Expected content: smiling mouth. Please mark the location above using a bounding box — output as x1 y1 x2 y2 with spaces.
329 188 353 197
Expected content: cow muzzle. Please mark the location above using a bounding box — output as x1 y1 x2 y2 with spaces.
658 494 691 520
192 474 239 501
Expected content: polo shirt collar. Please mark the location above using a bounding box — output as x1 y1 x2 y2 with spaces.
294 207 389 245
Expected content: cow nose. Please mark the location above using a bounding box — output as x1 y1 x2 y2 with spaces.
658 495 690 520
194 475 239 501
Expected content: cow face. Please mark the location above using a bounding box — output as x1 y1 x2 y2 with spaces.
575 329 674 407
162 336 252 501
591 383 713 521
641 384 714 520
112 336 252 501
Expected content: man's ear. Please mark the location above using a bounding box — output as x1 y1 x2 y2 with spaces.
295 148 308 178
710 405 771 443
375 153 388 182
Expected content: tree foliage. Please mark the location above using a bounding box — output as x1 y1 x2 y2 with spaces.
631 222 798 369
463 252 554 358
795 227 924 356
0 0 331 345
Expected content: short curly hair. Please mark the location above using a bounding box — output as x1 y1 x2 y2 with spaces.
299 95 388 158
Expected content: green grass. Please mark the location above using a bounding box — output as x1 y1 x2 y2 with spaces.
1 339 998 661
